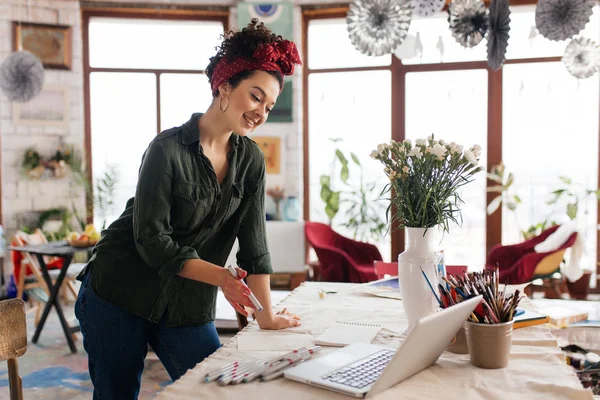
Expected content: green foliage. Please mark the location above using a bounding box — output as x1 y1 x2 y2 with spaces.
94 165 119 230
320 138 387 243
486 164 600 240
372 136 482 233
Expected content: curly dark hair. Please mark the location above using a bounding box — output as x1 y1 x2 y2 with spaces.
206 18 284 97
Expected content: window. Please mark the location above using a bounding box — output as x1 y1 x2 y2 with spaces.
405 69 488 268
85 13 226 228
308 70 392 259
304 6 600 289
502 63 599 285
306 17 392 260
307 18 391 69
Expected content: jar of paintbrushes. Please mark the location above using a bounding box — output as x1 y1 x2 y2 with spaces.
454 270 520 368
427 268 521 368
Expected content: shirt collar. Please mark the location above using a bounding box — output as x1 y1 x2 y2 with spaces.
181 113 240 149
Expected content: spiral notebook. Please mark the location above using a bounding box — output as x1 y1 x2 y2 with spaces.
315 321 382 347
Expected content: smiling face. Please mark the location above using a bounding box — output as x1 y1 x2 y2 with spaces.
218 70 281 135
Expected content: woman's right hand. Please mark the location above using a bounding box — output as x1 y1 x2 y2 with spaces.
221 267 255 317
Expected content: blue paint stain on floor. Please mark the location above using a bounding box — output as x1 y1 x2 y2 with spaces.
0 366 92 392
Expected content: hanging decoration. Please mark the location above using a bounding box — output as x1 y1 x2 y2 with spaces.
535 0 595 42
347 0 412 57
448 0 489 48
0 50 44 103
487 0 511 71
411 0 445 17
562 37 600 79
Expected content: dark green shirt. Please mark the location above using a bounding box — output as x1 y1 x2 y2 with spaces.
80 113 272 327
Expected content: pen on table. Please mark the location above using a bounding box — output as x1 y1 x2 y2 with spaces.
257 346 322 382
241 346 321 384
218 361 262 385
260 347 321 382
226 265 263 312
205 360 252 382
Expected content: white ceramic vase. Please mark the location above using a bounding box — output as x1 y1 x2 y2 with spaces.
398 227 440 333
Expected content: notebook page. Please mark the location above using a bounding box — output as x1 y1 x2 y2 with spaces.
315 321 382 347
237 332 315 351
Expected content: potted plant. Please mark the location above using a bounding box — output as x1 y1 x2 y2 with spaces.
371 136 482 330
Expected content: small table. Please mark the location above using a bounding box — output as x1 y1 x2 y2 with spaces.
9 242 93 353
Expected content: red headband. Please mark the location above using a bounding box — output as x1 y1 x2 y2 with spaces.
211 40 302 96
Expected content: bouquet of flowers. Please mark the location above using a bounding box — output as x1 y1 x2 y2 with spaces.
370 135 482 233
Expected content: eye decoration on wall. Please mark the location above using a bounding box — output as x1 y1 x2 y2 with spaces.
487 0 511 71
562 37 600 79
535 0 595 42
0 50 44 103
411 0 445 17
347 0 412 57
448 0 490 48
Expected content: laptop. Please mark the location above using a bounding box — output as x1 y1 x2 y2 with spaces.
284 295 482 398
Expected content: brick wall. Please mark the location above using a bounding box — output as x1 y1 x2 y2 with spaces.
0 0 86 240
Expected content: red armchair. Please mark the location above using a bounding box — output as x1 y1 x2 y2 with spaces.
485 225 577 285
305 222 381 283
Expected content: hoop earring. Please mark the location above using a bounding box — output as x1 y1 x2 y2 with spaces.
219 97 228 113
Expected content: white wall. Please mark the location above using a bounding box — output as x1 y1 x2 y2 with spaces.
0 0 86 238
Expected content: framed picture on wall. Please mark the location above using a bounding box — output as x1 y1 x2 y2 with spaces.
13 85 70 127
252 136 281 174
12 22 72 70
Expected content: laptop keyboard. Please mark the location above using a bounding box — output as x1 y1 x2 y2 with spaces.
321 349 395 389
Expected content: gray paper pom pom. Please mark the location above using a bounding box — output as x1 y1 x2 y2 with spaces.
448 0 489 48
347 0 412 57
0 51 44 103
562 37 600 79
535 0 595 42
411 0 445 17
487 0 511 71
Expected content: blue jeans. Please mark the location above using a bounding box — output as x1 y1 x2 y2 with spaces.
75 273 221 400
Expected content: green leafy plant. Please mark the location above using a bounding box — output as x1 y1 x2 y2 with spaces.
547 176 600 221
371 136 482 233
486 163 522 215
320 138 346 224
94 165 119 230
320 138 387 243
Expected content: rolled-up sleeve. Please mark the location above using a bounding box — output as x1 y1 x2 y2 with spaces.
133 139 200 280
236 161 273 275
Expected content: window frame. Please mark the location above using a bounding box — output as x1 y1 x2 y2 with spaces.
81 7 229 225
302 5 600 291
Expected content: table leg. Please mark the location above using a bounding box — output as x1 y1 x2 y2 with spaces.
31 253 77 353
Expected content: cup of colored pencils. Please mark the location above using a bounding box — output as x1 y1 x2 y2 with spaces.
430 268 521 368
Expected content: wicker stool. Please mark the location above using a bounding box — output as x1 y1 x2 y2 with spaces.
0 299 27 400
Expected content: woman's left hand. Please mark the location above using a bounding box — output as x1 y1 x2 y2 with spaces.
259 308 301 330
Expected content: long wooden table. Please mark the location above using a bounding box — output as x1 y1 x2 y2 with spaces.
157 282 593 400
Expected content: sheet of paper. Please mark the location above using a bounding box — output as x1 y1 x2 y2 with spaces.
237 332 315 351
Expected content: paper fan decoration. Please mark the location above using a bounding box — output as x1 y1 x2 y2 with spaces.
535 0 595 42
487 0 511 71
0 51 44 103
448 0 489 48
411 0 445 17
562 37 600 79
347 0 412 57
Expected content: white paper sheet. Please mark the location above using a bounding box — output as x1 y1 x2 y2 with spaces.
236 332 315 351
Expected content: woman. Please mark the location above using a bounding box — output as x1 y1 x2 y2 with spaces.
75 19 303 399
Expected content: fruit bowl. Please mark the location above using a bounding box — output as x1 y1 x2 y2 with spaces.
67 238 98 248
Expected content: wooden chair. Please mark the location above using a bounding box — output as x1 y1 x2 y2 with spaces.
13 230 84 303
0 298 27 400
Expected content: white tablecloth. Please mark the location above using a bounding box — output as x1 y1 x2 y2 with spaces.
157 282 593 400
